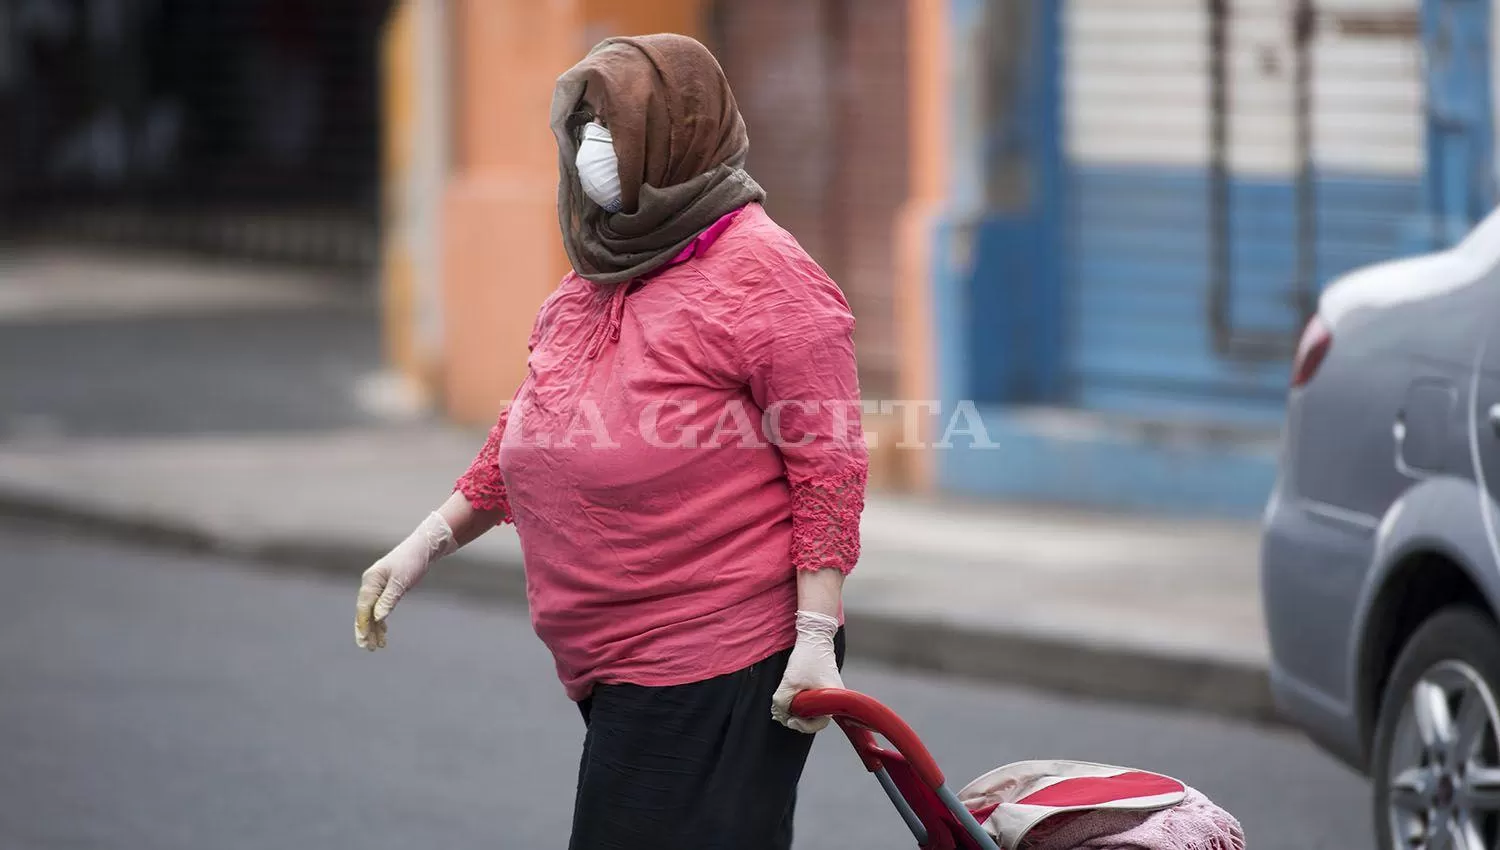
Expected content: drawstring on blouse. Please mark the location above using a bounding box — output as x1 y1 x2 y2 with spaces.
578 206 742 360
585 281 631 359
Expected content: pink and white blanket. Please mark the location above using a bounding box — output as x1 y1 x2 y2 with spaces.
958 760 1246 850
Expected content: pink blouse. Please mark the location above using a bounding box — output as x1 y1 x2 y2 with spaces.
455 203 867 700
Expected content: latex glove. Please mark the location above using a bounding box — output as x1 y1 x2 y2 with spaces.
772 610 844 733
354 511 456 651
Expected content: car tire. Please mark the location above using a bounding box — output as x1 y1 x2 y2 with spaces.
1371 607 1500 850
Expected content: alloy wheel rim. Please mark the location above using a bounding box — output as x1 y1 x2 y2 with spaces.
1387 660 1500 849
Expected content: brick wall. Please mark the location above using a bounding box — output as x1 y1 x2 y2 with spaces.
710 0 909 402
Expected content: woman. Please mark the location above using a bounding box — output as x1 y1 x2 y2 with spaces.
353 33 867 849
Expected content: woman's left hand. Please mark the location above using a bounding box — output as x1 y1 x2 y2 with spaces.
772 610 844 733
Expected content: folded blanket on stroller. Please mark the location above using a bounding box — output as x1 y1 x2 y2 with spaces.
1020 787 1244 850
958 760 1245 850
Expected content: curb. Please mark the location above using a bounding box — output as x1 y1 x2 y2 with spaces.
0 489 1279 726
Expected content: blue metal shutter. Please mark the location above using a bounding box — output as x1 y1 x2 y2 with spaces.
1062 0 1423 423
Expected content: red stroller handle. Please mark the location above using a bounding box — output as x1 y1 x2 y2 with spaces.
789 688 946 789
793 688 1003 850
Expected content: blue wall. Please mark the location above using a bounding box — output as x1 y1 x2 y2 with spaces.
941 165 1424 517
1063 167 1425 421
932 0 1447 518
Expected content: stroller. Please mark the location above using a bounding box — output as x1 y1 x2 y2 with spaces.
789 689 1245 850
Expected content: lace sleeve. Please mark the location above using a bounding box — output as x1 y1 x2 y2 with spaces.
789 463 868 574
734 260 868 575
454 407 514 521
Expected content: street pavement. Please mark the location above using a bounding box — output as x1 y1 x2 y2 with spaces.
1 521 1369 850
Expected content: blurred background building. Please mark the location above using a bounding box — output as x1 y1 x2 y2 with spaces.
0 0 390 264
2 0 1494 519
937 0 1487 517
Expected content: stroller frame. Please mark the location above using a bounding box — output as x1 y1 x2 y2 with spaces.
791 688 1003 850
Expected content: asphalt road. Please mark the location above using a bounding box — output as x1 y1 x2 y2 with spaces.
0 522 1371 849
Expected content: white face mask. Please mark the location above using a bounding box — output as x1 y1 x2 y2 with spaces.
575 121 623 213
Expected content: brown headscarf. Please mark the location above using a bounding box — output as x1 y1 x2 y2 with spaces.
550 34 766 285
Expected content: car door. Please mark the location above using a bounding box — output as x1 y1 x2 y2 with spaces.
1471 282 1500 562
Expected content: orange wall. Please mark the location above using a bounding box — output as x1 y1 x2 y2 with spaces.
583 0 701 45
440 0 578 424
892 0 947 491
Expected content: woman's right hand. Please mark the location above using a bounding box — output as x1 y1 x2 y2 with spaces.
354 511 457 650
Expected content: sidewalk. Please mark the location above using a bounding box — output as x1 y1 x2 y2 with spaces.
0 425 1271 721
0 248 1273 722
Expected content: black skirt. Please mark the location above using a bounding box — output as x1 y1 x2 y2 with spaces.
568 629 847 850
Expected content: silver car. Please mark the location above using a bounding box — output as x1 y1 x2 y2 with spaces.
1263 211 1500 847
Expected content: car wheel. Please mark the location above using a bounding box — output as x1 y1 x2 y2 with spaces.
1372 608 1500 850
